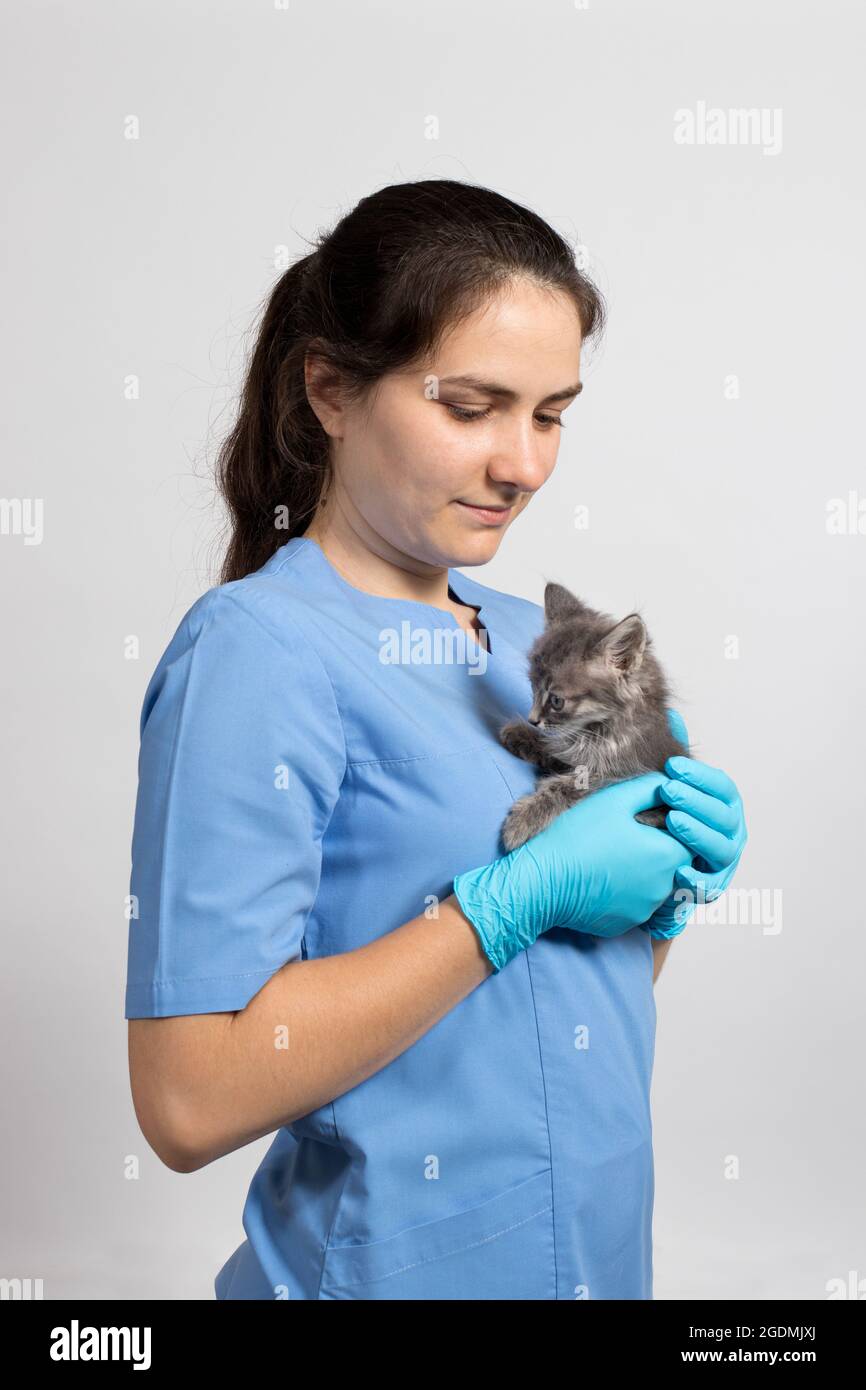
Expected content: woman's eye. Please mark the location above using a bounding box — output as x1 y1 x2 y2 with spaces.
444 404 565 428
445 404 492 422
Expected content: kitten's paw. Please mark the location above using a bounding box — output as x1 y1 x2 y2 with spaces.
499 719 537 761
501 808 531 851
501 794 550 851
498 718 524 750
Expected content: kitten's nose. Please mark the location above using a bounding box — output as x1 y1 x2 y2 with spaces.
528 717 540 726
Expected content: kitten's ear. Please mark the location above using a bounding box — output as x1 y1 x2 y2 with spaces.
544 582 591 624
597 613 647 674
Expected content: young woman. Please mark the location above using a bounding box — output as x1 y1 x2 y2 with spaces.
125 179 747 1300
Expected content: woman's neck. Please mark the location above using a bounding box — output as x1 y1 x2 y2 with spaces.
301 517 457 611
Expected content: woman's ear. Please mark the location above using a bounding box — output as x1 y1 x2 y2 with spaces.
304 344 348 439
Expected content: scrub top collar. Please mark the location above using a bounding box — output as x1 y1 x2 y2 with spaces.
292 534 488 628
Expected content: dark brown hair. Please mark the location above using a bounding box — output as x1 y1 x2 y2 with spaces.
216 179 606 583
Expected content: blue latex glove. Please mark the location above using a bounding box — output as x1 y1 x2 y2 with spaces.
641 709 748 940
453 772 695 972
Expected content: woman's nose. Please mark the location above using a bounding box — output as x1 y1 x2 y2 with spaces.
486 422 555 493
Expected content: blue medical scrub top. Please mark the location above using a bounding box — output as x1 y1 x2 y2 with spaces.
124 535 656 1300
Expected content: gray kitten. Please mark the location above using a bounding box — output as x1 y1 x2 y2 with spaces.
499 581 690 851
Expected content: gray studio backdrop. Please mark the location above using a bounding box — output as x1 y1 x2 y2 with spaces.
2 0 863 1300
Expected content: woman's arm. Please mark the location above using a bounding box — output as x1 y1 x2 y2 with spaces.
651 935 673 983
128 894 491 1173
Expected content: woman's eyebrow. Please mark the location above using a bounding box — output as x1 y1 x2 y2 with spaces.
436 374 583 404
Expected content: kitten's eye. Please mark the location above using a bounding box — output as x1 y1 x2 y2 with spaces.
548 693 565 711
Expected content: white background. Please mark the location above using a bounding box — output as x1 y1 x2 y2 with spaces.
2 0 863 1299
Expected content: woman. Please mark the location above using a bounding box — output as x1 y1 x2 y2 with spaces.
125 179 747 1300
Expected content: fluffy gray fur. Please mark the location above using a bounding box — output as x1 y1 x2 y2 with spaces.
498 581 689 851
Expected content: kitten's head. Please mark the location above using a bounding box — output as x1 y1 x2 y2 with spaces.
525 581 670 739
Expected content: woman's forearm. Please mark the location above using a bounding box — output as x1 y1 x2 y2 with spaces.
160 895 492 1171
652 934 673 983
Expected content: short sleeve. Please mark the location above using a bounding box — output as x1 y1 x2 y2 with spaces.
124 588 347 1018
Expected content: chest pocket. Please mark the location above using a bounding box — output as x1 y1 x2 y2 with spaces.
311 744 524 959
330 619 537 766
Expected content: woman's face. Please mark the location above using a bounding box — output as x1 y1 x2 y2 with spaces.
313 276 584 570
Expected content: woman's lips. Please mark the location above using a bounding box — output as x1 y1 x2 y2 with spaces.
455 500 513 525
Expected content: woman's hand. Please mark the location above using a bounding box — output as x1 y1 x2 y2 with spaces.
641 709 748 940
453 770 696 971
